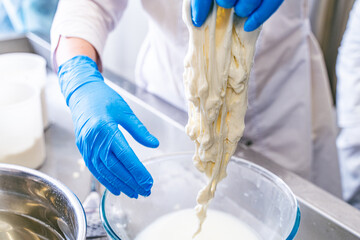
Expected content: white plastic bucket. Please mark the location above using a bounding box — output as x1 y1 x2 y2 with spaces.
0 82 46 169
0 53 48 129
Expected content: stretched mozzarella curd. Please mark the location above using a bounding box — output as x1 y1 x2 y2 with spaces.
182 0 261 236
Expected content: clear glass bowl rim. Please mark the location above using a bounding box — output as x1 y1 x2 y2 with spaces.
100 152 301 240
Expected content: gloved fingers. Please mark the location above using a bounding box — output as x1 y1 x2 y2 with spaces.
94 158 140 199
244 0 284 32
191 0 213 27
216 0 238 9
103 152 151 197
110 132 154 191
115 112 159 148
234 0 262 18
87 162 121 196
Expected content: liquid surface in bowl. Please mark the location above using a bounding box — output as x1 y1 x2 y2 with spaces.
0 210 65 240
135 209 260 240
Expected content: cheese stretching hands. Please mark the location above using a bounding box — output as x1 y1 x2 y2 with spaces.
182 0 261 235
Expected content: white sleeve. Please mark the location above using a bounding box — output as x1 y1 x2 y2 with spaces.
50 0 128 68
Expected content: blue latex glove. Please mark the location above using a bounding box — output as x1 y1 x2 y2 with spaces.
191 0 284 32
58 56 159 198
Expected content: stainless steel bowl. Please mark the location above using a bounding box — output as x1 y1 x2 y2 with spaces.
0 163 86 240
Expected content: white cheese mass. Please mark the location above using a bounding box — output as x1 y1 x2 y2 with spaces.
182 0 261 235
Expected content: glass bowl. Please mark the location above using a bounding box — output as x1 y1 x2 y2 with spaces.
101 153 300 240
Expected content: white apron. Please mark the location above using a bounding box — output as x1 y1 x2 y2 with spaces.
51 0 342 197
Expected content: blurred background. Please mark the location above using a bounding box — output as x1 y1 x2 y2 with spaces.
0 0 355 103
310 0 355 102
0 0 58 38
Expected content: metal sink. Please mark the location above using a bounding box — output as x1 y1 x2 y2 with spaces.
1 34 360 240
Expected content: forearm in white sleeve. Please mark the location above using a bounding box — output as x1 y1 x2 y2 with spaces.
50 0 128 68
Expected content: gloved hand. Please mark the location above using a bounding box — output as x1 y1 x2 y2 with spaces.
191 0 284 31
58 55 159 198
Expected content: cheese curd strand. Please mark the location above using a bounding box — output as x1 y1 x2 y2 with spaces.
182 0 261 237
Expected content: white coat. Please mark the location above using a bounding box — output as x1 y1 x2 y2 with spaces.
51 0 342 197
336 0 360 202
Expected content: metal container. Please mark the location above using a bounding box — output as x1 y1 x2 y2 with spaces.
0 163 86 240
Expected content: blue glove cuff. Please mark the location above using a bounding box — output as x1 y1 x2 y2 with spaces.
58 55 103 106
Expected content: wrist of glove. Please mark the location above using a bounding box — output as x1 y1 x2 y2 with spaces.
191 0 284 31
58 56 159 198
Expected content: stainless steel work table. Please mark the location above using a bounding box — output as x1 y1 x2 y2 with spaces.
1 34 360 240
